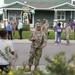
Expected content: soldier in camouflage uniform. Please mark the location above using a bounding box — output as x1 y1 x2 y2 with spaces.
35 19 41 28
42 20 49 36
27 25 47 71
11 18 16 38
64 23 71 45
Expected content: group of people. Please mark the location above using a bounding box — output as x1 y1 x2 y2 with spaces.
53 20 74 45
0 18 49 73
5 19 23 40
0 18 75 73
35 18 49 37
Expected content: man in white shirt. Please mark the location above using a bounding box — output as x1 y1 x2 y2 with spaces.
0 29 15 73
18 20 23 39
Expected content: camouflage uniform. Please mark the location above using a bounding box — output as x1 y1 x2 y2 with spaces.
64 26 71 44
35 19 41 28
28 30 47 66
42 20 49 36
11 21 16 38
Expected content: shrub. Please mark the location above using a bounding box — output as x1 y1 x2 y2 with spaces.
45 51 75 75
23 24 30 31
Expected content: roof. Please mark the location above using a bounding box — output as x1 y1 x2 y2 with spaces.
1 1 75 11
1 1 61 9
4 0 71 4
0 1 35 9
50 2 75 9
27 2 61 8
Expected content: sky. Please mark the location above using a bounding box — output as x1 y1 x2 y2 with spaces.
0 0 4 14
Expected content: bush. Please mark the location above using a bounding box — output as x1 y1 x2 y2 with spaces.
23 24 30 31
45 51 75 75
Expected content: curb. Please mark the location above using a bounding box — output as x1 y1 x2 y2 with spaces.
10 39 75 44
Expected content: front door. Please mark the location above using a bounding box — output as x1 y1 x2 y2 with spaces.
23 12 34 27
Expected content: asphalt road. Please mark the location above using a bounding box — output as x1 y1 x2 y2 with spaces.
12 42 75 66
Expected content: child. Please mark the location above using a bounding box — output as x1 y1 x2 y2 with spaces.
0 29 15 73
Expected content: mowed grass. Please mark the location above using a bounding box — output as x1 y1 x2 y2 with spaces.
14 31 32 39
14 30 75 40
48 31 75 40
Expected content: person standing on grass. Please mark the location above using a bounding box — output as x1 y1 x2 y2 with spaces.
43 18 46 24
67 20 72 28
64 23 71 45
6 22 13 40
27 25 47 72
11 18 16 39
53 20 58 43
35 19 41 28
17 20 23 39
42 19 49 37
72 20 75 40
0 29 15 73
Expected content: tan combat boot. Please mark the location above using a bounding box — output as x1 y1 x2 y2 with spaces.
34 65 38 71
26 65 31 72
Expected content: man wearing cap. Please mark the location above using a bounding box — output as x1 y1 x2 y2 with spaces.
42 19 49 37
35 19 41 28
27 25 47 71
11 18 16 39
64 23 71 45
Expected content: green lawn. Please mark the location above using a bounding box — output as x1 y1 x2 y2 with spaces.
14 31 31 39
48 31 75 40
14 31 75 40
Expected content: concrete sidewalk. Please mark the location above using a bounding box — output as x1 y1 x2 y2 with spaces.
10 39 75 44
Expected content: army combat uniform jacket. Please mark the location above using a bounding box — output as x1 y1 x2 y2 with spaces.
28 31 47 66
29 31 47 48
42 22 49 36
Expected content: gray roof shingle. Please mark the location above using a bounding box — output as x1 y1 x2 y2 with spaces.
26 2 61 8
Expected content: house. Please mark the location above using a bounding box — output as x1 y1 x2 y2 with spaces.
1 0 75 27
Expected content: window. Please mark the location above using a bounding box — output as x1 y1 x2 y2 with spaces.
8 10 21 21
9 17 13 21
57 11 65 20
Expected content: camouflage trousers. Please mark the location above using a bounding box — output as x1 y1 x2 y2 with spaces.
66 35 70 44
28 47 42 66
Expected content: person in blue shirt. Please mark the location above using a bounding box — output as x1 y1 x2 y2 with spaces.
6 22 12 40
18 20 23 39
73 20 75 40
67 20 72 28
56 22 63 44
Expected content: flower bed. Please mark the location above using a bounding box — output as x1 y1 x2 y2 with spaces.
0 51 75 75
